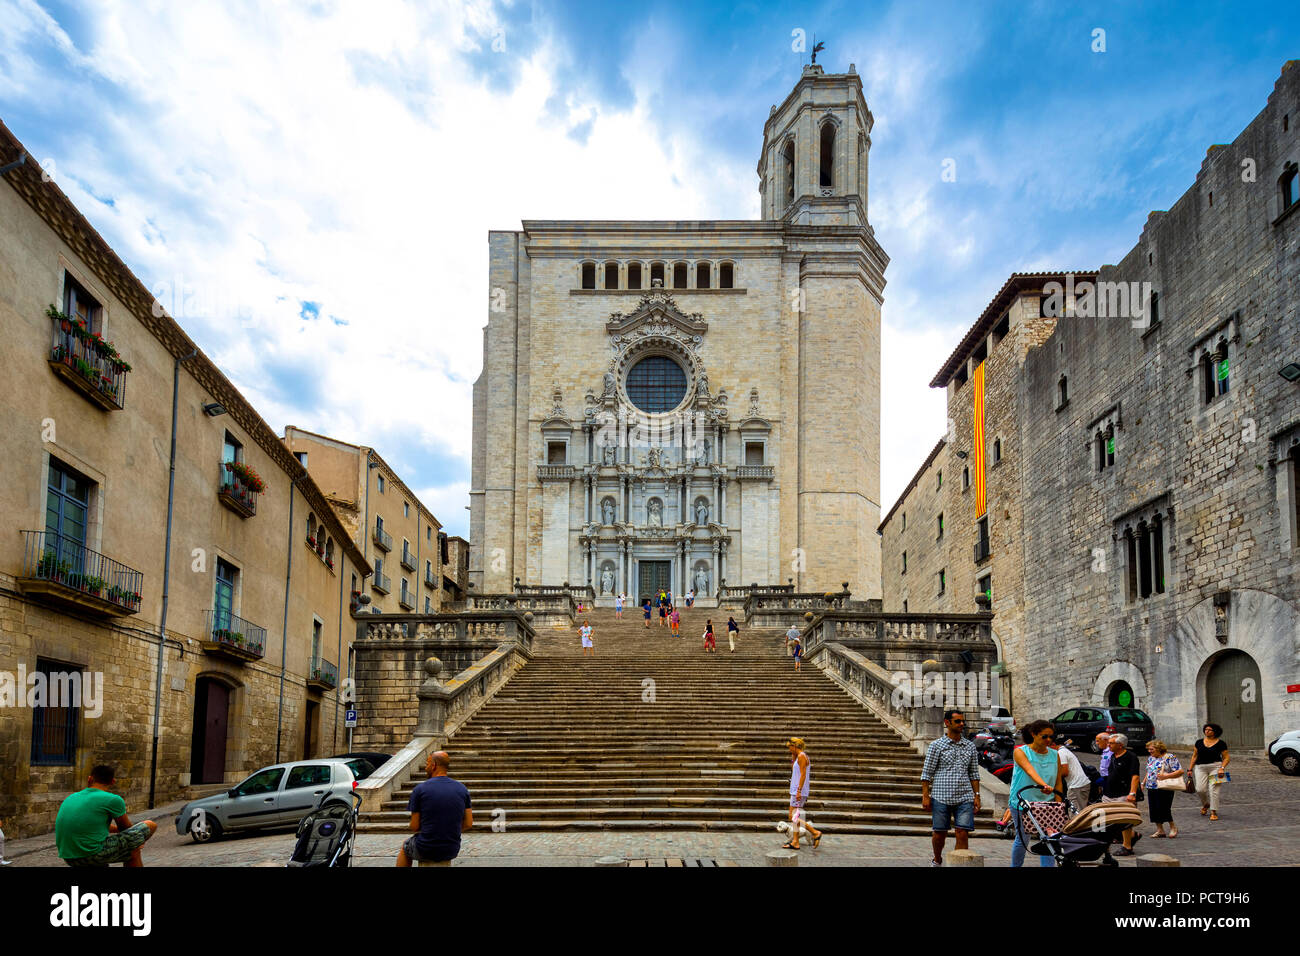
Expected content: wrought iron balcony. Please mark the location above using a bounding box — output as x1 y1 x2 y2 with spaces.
19 530 143 616
974 538 992 564
307 656 337 691
372 570 391 594
201 609 267 662
425 569 438 588
373 525 392 551
400 546 416 571
217 461 259 517
398 587 415 610
46 309 130 411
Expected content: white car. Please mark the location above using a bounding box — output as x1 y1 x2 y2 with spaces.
1268 730 1300 776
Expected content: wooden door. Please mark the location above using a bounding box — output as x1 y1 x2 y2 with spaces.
191 679 229 784
1206 651 1264 749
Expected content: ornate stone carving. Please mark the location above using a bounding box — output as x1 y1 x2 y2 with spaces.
749 387 761 417
550 386 565 418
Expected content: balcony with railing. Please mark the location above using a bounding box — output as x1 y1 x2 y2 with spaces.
398 586 415 610
400 546 416 571
974 537 991 564
217 461 263 518
307 656 338 691
19 530 143 616
46 307 131 411
425 568 438 588
201 609 267 662
736 465 775 481
372 570 391 594
373 524 392 552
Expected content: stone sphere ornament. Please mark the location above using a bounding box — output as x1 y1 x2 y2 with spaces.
921 659 942 674
804 611 814 621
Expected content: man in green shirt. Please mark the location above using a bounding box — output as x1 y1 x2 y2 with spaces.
55 765 157 867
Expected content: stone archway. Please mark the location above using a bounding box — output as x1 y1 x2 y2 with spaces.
1092 661 1148 709
1199 649 1265 749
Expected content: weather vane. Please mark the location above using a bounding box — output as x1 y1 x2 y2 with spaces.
811 39 825 65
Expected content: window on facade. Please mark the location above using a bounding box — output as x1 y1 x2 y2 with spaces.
1202 343 1230 403
697 262 711 289
992 313 1010 346
306 513 317 544
311 618 322 664
427 525 432 541
1149 291 1160 325
63 273 102 333
214 557 238 630
30 657 80 765
782 139 795 206
403 501 409 517
902 551 907 573
223 432 243 465
1105 426 1115 468
377 475 385 494
719 262 734 289
424 597 431 613
901 512 906 531
937 470 942 489
627 356 688 413
953 366 968 390
745 442 764 466
581 262 596 290
978 573 992 602
325 538 334 565
937 513 944 539
650 262 664 286
819 122 835 189
937 569 946 595
1281 164 1299 211
627 262 642 290
902 600 908 613
46 458 92 555
1058 376 1069 407
547 441 566 465
972 340 987 365
294 451 308 466
993 438 1002 464
976 516 990 562
1126 516 1167 602
962 467 970 491
673 262 688 289
375 515 385 533
605 261 619 290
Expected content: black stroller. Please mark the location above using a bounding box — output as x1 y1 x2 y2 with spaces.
1014 785 1141 867
287 790 362 867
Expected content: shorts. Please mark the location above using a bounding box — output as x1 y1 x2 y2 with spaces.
789 793 808 810
63 821 155 867
402 835 454 864
931 799 976 832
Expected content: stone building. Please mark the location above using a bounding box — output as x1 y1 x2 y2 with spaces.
0 120 368 837
470 64 889 602
282 427 446 614
882 62 1300 746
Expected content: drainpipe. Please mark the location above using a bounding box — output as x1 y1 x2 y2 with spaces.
333 544 345 753
148 348 197 809
274 472 306 763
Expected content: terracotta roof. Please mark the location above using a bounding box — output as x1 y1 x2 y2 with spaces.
929 271 1097 388
0 119 370 575
878 438 946 532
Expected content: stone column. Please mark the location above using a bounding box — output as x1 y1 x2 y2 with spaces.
584 475 592 525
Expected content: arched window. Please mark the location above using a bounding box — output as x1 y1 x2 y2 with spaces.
819 121 835 189
993 437 1002 464
581 262 596 290
604 261 619 290
673 262 688 289
650 262 665 287
782 139 795 206
1137 520 1153 598
325 537 334 565
962 466 970 490
1104 424 1115 468
1214 338 1229 397
307 513 317 545
627 262 642 290
719 262 734 289
1058 376 1068 407
696 262 711 289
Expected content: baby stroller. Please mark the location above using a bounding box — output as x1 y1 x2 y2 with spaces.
1014 785 1141 867
287 790 362 867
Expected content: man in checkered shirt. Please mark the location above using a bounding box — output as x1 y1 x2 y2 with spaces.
921 709 982 866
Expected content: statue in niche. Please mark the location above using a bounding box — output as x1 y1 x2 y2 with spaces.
646 448 662 469
701 437 711 464
602 370 616 398
698 371 710 398
695 499 709 526
601 498 615 525
694 566 709 595
647 499 663 526
600 566 615 595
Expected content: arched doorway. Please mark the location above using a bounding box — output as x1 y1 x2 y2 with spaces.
1106 680 1135 708
190 676 232 784
1205 650 1264 749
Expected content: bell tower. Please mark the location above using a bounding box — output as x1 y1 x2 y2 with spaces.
757 63 873 226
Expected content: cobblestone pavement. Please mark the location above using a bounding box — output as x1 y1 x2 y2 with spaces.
9 753 1296 867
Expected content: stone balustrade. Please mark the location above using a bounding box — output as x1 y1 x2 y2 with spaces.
744 587 852 626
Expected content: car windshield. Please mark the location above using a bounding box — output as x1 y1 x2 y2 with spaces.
1112 709 1150 722
346 758 375 780
234 767 284 796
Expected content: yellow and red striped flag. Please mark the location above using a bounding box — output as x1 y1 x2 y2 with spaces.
973 361 987 517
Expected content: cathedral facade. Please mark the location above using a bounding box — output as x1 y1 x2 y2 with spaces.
470 65 888 603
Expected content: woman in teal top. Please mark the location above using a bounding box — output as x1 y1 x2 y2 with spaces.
1009 720 1061 867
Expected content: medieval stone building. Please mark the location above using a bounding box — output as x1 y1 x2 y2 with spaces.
470 64 889 603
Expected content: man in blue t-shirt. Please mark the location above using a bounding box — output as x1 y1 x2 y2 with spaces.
396 751 472 866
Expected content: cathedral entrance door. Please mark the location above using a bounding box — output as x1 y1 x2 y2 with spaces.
638 561 672 604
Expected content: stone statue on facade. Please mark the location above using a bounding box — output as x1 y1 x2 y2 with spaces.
695 499 709 526
694 566 709 595
601 498 615 525
647 499 663 526
600 566 615 595
602 370 616 398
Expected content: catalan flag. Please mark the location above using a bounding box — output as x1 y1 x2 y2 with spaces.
973 361 987 517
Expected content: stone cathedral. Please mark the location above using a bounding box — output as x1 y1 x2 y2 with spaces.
469 64 889 604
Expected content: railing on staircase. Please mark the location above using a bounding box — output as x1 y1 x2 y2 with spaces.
743 586 852 626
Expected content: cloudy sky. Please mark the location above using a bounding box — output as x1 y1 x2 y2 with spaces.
1 0 1294 536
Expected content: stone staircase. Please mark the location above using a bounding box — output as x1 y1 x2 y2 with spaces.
361 607 988 834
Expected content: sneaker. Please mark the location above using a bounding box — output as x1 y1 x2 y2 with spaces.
930 859 942 866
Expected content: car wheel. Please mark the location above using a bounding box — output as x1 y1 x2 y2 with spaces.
189 814 222 844
1278 750 1300 776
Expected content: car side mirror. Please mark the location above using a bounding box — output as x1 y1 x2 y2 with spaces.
228 789 238 798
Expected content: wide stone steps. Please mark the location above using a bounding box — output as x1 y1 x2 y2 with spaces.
355 608 969 834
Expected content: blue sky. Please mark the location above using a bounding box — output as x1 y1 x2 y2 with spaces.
1 0 1295 536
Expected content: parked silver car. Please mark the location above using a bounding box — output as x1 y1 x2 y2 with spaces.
175 758 372 843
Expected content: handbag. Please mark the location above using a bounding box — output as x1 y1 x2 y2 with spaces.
1157 776 1184 791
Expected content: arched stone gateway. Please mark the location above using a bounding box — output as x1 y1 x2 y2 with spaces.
1160 589 1300 746
1202 650 1264 749
1091 661 1149 709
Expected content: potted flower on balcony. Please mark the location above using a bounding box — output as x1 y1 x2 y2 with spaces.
225 460 266 495
306 534 317 548
325 556 335 571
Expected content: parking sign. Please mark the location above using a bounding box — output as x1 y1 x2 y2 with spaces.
345 708 358 728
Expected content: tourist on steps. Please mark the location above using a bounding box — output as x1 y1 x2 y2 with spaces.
703 620 716 652
643 599 652 629
686 588 694 608
615 592 624 620
784 737 822 849
579 619 594 657
920 709 980 866
791 633 803 671
396 751 472 867
784 624 800 658
670 605 680 635
727 616 739 653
